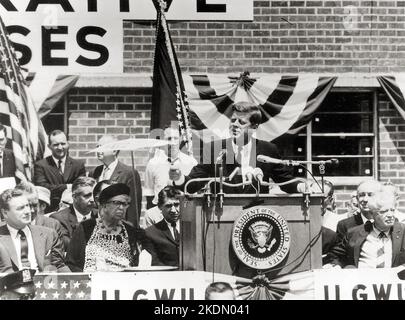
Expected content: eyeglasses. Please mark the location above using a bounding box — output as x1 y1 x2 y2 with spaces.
106 200 130 208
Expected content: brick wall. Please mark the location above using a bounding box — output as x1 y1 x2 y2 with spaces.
124 0 405 73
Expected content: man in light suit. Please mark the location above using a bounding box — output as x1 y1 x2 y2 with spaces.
34 130 86 213
50 177 97 251
143 186 182 267
91 135 142 227
170 102 307 195
0 124 16 178
0 188 68 273
326 190 405 268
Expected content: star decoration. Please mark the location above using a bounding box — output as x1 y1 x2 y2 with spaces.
77 291 85 299
47 281 55 289
52 292 60 299
60 282 68 289
86 282 91 288
65 292 73 299
73 281 80 288
35 281 42 289
39 292 47 299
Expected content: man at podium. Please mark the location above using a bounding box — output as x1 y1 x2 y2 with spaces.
169 101 307 195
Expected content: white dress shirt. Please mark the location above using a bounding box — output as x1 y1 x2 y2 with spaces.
145 151 197 204
99 159 118 181
164 219 180 240
7 225 38 270
358 226 392 269
232 140 252 183
73 206 92 223
52 156 66 174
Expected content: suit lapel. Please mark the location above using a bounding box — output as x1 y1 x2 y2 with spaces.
46 156 63 180
110 161 123 183
354 226 369 266
391 223 403 266
158 220 177 245
29 226 45 270
0 226 19 269
68 206 79 231
63 157 73 182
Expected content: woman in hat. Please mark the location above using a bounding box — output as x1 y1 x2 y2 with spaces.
65 183 146 272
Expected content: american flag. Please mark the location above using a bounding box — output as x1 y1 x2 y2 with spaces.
0 16 48 181
378 75 405 120
33 273 91 300
150 0 193 155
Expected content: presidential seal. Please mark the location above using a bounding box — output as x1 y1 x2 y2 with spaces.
232 206 290 270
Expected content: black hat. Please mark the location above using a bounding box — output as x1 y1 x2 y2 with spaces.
98 183 130 205
0 269 36 297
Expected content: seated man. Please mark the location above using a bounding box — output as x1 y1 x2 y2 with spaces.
0 189 68 273
336 180 382 242
50 176 97 250
326 190 405 268
169 101 307 195
143 186 182 267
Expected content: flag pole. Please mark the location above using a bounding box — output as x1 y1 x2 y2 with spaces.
156 0 193 156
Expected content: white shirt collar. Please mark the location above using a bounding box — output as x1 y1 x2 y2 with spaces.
7 224 30 239
104 158 118 171
372 225 391 238
360 213 373 224
231 139 252 154
52 155 66 167
73 205 91 222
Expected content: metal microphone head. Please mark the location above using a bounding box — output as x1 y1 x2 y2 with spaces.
253 168 264 181
215 149 227 164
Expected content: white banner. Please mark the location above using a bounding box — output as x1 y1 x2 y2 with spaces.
1 0 253 73
314 267 405 300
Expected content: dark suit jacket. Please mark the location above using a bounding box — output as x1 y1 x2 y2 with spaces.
0 224 68 273
1 148 16 178
34 155 86 212
92 161 142 227
182 138 299 194
66 219 145 272
50 205 97 251
327 222 405 268
143 220 179 267
34 215 64 245
322 227 337 265
336 213 364 242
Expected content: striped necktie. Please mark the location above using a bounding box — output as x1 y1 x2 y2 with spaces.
376 232 387 268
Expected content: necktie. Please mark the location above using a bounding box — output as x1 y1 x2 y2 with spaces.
82 215 87 222
18 230 30 269
102 166 109 180
364 220 373 232
58 159 63 174
236 146 242 165
376 232 387 268
171 222 179 242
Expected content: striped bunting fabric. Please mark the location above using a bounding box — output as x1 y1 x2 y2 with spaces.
377 75 405 120
25 72 79 119
183 73 337 142
0 16 48 181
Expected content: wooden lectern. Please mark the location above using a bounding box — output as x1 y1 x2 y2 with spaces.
179 194 324 278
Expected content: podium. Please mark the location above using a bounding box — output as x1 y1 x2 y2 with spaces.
179 194 324 278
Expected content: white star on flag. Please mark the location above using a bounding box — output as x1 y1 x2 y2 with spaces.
73 281 80 288
65 292 73 299
39 292 47 299
77 291 85 299
47 281 55 289
60 281 68 289
35 281 42 289
52 292 60 299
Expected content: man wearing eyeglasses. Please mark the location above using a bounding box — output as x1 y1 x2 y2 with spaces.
50 177 97 251
143 186 182 267
336 180 382 242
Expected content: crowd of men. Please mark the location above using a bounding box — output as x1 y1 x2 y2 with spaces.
0 101 404 286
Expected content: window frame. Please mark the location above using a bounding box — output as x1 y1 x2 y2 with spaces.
302 87 378 186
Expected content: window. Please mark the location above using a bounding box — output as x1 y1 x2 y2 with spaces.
277 90 378 181
41 98 67 134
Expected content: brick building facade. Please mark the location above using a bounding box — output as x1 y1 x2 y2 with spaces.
48 0 405 213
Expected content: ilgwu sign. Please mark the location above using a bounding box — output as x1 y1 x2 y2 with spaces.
1 0 253 73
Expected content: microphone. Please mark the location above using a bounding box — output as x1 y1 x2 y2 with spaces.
257 155 339 166
215 149 227 164
253 168 264 184
244 166 254 184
